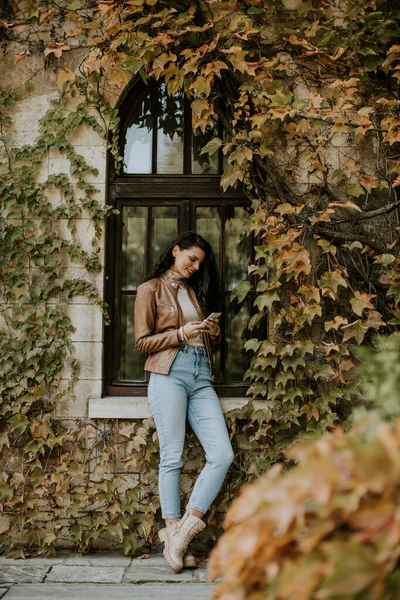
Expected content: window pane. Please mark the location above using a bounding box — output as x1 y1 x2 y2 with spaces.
224 296 250 382
150 206 179 270
192 118 219 174
123 94 153 173
225 207 250 290
122 206 147 290
120 295 146 381
157 83 184 174
195 206 221 270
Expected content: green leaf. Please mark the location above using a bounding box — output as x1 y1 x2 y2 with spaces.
347 183 365 197
314 364 335 380
254 290 280 311
231 280 251 303
244 338 262 353
200 137 223 156
221 164 244 191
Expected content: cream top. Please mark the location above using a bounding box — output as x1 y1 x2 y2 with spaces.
165 270 204 348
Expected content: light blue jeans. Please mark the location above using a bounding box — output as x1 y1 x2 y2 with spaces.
148 345 234 519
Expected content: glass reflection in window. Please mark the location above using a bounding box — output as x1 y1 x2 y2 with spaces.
123 94 153 173
122 206 147 290
225 207 250 290
157 83 184 174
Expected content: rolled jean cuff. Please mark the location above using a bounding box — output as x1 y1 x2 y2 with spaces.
186 504 207 514
163 513 182 519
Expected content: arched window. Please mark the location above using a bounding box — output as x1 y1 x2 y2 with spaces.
104 79 257 397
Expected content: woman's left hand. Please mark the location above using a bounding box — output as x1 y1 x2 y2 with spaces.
202 317 220 337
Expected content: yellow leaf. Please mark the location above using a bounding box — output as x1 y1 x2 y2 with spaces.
109 68 130 88
325 316 348 331
56 67 75 91
222 46 258 76
350 292 376 316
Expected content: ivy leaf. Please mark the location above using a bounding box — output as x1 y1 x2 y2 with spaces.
387 310 400 325
314 364 335 380
125 57 144 73
328 200 362 212
109 68 130 88
275 203 304 215
373 254 396 265
0 515 10 536
221 164 245 191
222 46 258 76
388 284 400 303
350 292 376 317
346 184 365 198
200 137 223 157
228 146 253 166
247 382 267 397
325 316 348 331
248 312 264 330
319 270 348 299
284 386 303 402
275 370 295 386
298 285 320 303
317 239 337 255
44 43 70 58
244 339 262 353
363 310 386 331
259 341 276 356
254 289 280 311
231 280 251 303
277 243 311 279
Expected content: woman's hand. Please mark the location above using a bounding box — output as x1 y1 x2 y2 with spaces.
183 321 209 339
201 317 220 337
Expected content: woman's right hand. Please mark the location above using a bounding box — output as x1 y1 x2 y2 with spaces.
183 321 207 339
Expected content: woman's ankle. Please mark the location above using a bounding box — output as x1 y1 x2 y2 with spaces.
186 507 205 520
165 517 180 527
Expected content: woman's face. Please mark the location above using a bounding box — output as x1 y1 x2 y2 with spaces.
171 244 206 279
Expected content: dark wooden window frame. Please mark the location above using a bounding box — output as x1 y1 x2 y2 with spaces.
104 78 259 397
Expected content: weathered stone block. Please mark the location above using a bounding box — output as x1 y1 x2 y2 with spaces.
0 565 50 583
61 341 103 381
55 379 103 418
67 303 103 343
45 565 124 583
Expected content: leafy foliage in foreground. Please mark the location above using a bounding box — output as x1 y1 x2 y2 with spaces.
0 0 399 554
209 336 400 600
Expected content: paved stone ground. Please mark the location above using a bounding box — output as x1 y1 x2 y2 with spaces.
0 552 215 599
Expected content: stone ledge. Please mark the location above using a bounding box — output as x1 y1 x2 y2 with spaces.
88 396 266 419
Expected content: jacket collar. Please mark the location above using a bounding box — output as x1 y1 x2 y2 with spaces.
161 270 187 291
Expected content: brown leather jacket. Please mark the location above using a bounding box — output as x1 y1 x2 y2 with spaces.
134 273 220 377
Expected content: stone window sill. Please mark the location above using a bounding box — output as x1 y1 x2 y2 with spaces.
88 396 264 419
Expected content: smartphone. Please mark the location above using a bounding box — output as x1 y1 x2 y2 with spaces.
203 312 222 322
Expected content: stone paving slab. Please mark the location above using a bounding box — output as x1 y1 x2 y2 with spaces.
123 563 196 583
0 553 68 565
63 552 132 567
134 554 168 566
0 589 8 599
0 584 215 599
45 565 125 584
0 566 50 584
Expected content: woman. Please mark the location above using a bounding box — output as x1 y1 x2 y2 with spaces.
134 231 234 573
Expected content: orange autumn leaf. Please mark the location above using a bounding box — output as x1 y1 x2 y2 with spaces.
44 43 70 58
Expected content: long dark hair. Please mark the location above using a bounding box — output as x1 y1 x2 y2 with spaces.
146 231 221 314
